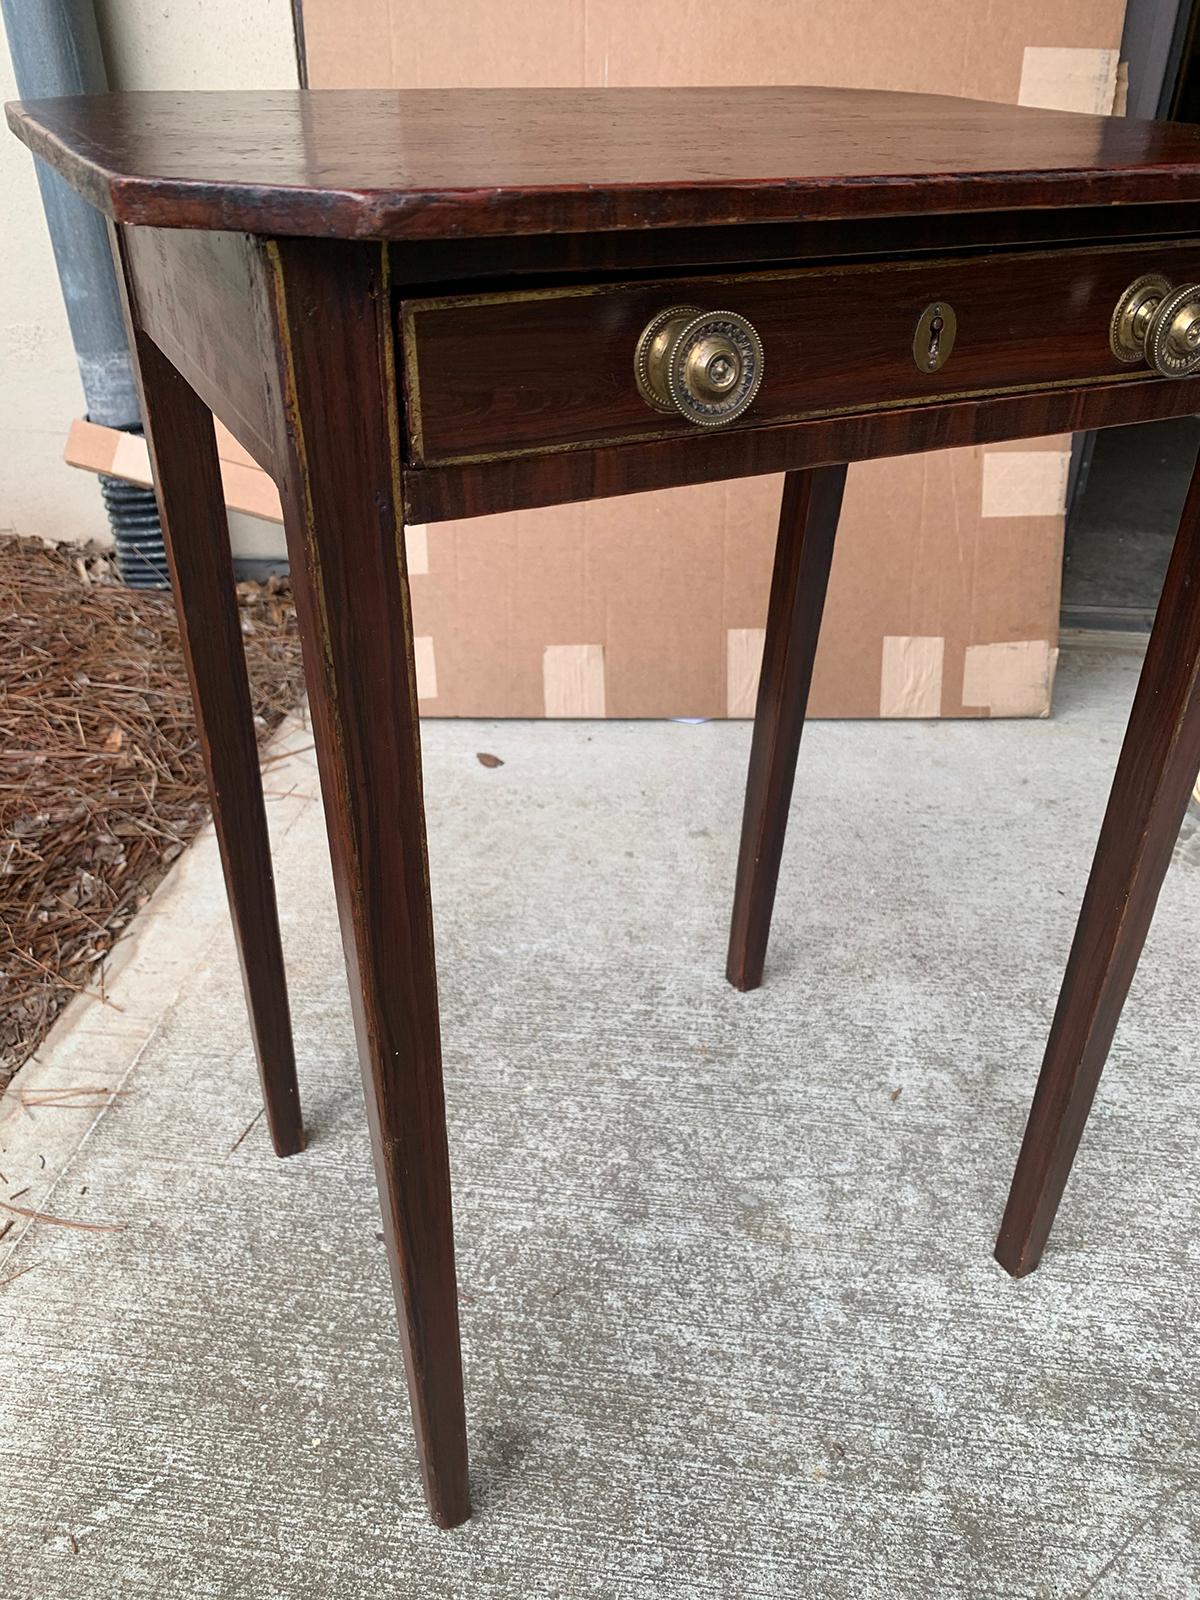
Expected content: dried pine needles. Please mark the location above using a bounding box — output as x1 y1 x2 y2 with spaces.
0 533 305 1089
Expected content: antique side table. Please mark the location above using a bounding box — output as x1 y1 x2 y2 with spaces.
10 87 1200 1528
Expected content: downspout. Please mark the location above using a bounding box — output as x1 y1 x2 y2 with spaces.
2 0 167 587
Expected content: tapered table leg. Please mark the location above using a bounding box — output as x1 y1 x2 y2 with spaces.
266 239 469 1527
996 448 1200 1278
726 465 848 991
113 239 303 1157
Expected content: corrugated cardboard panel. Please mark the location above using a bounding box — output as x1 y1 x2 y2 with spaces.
303 0 1127 717
306 1 1125 102
64 418 283 524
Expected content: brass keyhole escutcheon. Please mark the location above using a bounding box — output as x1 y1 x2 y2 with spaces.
913 301 957 373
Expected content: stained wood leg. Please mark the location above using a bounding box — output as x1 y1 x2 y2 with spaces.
726 465 849 991
995 450 1200 1278
115 271 303 1158
266 240 469 1527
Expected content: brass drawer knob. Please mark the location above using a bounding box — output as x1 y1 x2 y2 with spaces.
635 305 764 427
1111 274 1200 377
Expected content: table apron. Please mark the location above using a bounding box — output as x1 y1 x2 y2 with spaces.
402 370 1200 523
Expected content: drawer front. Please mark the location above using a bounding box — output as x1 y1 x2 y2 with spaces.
401 241 1200 465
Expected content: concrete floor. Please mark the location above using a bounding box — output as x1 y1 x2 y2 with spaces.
1 640 1198 1599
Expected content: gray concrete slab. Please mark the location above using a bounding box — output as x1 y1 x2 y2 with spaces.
1 641 1198 1599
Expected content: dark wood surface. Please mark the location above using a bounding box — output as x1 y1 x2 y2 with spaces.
403 242 1200 463
264 237 470 1526
388 201 1200 285
14 87 1200 240
404 365 1200 524
727 466 847 992
995 447 1200 1278
122 226 281 475
112 228 303 1159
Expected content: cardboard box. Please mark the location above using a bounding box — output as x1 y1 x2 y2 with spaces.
65 417 282 523
173 2 1143 716
63 418 1062 719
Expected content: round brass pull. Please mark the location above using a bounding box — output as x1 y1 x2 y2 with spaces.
635 305 764 427
1148 283 1200 377
1111 274 1200 377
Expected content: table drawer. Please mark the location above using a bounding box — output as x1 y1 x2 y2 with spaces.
401 241 1200 465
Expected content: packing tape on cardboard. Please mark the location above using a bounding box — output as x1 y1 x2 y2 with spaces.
726 628 766 718
961 639 1058 718
1113 59 1130 117
543 643 606 717
414 635 437 700
1018 46 1120 115
980 450 1072 519
880 636 945 718
405 523 429 576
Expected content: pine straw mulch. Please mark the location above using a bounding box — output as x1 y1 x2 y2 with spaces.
0 533 306 1092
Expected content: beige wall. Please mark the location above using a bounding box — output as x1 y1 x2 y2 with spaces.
92 0 298 90
0 0 298 547
0 40 101 543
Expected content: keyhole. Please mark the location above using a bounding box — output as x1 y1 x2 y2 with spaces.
927 307 945 370
912 301 955 374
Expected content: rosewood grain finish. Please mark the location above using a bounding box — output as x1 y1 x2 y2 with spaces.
995 444 1200 1278
263 238 469 1528
387 202 1200 286
13 87 1200 240
727 466 848 992
402 370 1200 524
111 229 302 1159
121 226 281 474
403 243 1200 463
14 86 1200 1527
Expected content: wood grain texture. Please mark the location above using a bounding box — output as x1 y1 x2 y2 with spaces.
387 202 1200 286
111 226 303 1159
403 242 1200 462
12 87 1200 240
726 466 848 993
122 227 282 475
994 444 1200 1278
264 237 469 1527
403 367 1200 523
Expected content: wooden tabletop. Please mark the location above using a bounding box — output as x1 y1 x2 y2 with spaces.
11 86 1200 242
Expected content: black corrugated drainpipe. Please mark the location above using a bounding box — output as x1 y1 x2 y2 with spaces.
2 0 168 587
